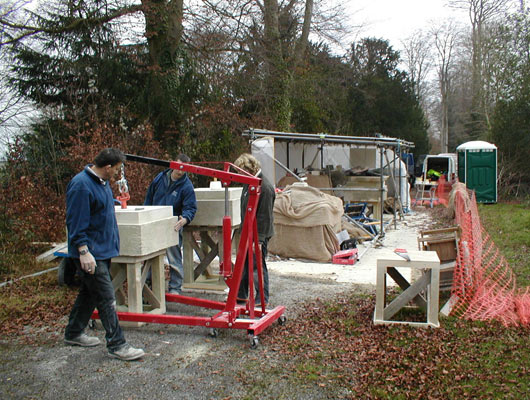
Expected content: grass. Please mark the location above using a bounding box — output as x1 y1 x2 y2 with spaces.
478 201 530 287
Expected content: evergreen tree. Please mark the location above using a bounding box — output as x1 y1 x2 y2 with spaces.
346 38 430 155
290 43 353 134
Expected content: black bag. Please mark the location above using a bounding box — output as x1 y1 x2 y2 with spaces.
340 238 357 250
58 257 81 287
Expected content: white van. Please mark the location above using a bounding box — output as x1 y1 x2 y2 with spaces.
421 153 457 183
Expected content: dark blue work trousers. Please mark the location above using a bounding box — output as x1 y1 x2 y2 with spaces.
237 239 269 304
64 259 126 351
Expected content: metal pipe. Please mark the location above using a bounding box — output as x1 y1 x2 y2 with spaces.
286 141 290 169
272 157 304 182
320 140 324 169
0 266 59 288
342 215 374 239
243 129 415 148
358 232 383 260
225 186 229 216
317 187 385 192
379 146 384 237
383 150 404 227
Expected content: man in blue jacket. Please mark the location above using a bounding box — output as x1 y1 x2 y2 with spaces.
64 148 144 361
144 153 197 294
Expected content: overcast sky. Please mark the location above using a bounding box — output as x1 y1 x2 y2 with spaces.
351 0 469 49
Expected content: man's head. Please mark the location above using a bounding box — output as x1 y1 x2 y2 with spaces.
93 148 126 180
171 153 191 180
234 153 260 176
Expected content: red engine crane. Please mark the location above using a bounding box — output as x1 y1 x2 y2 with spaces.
91 154 286 348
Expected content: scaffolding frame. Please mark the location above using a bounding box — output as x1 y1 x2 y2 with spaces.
243 128 415 237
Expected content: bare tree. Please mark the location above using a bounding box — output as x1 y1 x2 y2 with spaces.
401 29 433 109
0 1 39 153
447 0 515 137
431 21 460 153
0 0 142 47
185 0 351 130
1 0 353 136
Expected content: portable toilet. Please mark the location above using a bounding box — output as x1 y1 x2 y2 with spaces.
456 141 497 203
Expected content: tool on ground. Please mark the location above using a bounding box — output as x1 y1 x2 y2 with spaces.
332 248 358 265
394 248 410 261
92 154 286 348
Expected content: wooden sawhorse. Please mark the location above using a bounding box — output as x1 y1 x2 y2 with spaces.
182 224 240 292
110 250 166 326
374 250 441 327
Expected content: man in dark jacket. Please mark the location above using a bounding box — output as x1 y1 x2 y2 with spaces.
64 148 144 361
144 154 197 294
234 153 275 306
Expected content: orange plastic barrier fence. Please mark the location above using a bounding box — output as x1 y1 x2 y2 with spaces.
438 184 530 327
434 176 452 206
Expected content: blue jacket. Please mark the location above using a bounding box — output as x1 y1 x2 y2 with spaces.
66 165 120 260
144 169 197 224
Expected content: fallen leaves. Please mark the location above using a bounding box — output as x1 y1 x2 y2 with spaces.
0 276 77 344
265 293 529 399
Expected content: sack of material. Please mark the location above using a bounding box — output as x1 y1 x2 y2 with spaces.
269 185 343 262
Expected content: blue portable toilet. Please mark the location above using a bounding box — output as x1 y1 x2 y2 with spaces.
456 141 497 203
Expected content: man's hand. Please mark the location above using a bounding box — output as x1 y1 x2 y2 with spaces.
174 216 188 231
80 252 97 274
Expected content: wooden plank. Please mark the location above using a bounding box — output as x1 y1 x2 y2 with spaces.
194 245 219 280
200 231 217 250
383 272 430 320
36 242 67 263
183 232 195 284
150 254 166 314
440 295 459 317
110 264 127 291
127 262 143 313
427 268 440 326
142 285 160 309
387 267 427 309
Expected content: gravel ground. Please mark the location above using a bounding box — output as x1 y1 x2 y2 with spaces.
0 209 433 400
0 274 355 400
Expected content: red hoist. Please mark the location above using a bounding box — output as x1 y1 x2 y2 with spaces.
93 154 286 348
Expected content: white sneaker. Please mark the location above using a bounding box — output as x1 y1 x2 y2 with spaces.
64 333 101 347
108 344 145 361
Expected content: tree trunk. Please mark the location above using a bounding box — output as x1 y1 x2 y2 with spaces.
262 0 313 131
450 0 511 139
142 0 184 138
263 0 291 130
143 0 183 68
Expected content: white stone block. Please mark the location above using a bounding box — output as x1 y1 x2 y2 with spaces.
194 187 242 201
115 206 179 256
191 187 242 227
191 200 241 227
115 205 173 224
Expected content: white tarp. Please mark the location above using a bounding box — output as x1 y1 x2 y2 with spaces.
251 137 276 187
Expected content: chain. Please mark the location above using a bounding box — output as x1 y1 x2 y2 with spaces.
117 163 129 195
